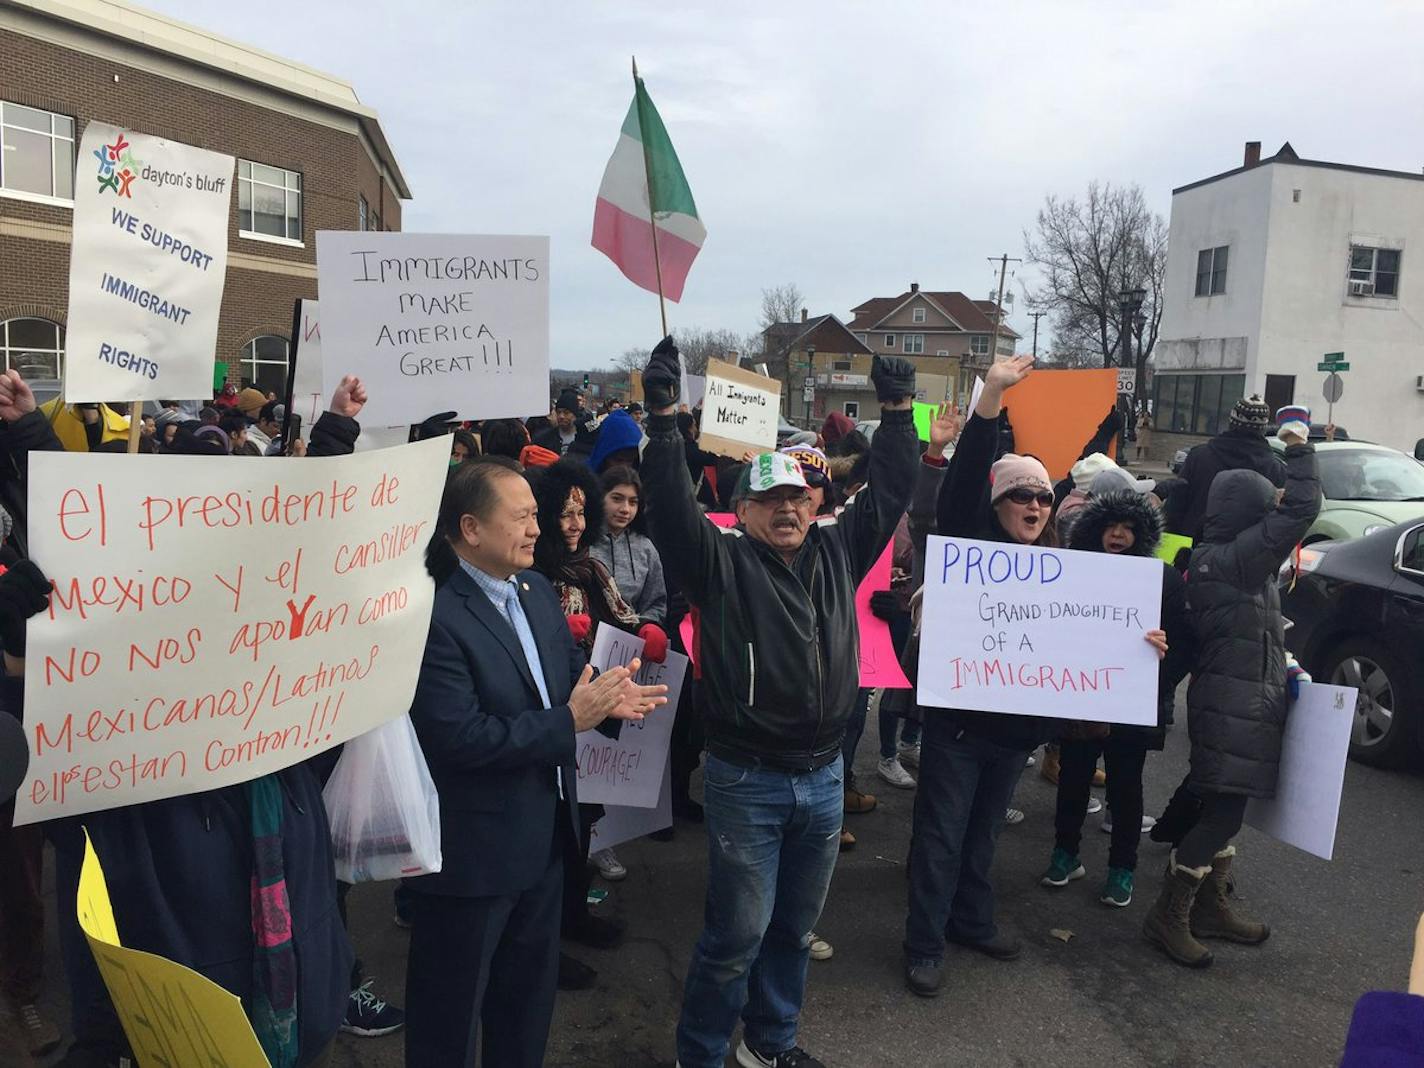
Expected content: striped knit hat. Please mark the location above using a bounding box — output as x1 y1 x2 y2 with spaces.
1228 395 1272 433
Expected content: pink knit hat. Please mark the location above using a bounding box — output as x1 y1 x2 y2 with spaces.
989 453 1052 503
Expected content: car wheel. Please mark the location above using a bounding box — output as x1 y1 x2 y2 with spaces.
1325 639 1419 768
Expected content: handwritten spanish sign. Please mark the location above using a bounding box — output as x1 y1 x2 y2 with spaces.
698 359 781 458
917 535 1160 725
315 232 550 426
576 624 686 809
78 834 269 1066
14 438 448 825
66 122 234 403
290 298 325 429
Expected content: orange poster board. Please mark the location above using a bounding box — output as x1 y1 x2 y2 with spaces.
1002 369 1120 481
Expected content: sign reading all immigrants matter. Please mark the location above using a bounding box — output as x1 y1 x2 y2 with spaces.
65 122 234 402
917 535 1161 725
316 232 550 426
14 438 449 825
697 359 781 458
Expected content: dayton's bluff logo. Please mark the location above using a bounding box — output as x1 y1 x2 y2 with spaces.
93 132 141 198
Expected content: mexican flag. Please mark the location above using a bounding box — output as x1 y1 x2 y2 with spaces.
592 73 705 301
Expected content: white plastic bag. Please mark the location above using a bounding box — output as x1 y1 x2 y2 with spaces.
323 713 442 883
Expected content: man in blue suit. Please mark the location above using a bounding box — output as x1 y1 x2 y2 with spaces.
404 456 667 1067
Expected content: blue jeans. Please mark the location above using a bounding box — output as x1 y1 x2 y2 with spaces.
904 718 1029 964
878 708 921 760
676 754 844 1067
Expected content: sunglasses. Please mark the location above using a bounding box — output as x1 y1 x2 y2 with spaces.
1004 488 1055 507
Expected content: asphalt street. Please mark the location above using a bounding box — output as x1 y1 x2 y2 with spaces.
28 687 1424 1068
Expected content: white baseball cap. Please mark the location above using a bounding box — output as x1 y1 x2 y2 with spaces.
735 452 810 499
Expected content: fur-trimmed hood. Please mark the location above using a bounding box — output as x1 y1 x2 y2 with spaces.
528 458 606 573
1066 490 1163 557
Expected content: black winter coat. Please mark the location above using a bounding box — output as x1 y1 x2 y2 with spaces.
1185 444 1321 798
642 408 919 770
1164 429 1287 543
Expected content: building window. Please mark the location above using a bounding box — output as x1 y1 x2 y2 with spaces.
1194 245 1229 296
854 332 867 344
238 160 302 242
936 349 949 356
844 401 859 420
904 334 924 354
969 335 989 356
370 208 382 232
0 317 64 380
884 334 896 348
0 102 74 202
1153 373 1244 434
833 360 852 371
912 307 926 323
240 335 289 395
996 335 1015 355
1348 245 1401 297
358 195 368 231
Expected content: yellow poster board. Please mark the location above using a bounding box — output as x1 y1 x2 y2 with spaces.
77 833 270 1067
1156 532 1193 566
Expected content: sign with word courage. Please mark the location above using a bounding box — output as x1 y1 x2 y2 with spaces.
14 437 449 825
917 535 1161 725
316 232 550 427
576 624 686 809
66 122 234 403
698 359 781 458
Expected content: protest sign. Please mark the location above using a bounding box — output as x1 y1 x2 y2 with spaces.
1003 369 1118 480
78 834 269 1065
576 624 687 809
65 122 234 403
315 231 550 426
589 761 672 852
289 299 326 429
855 544 911 689
684 373 707 409
917 535 1161 724
1156 532 1192 566
913 402 937 443
698 359 781 458
1246 683 1355 861
15 438 448 824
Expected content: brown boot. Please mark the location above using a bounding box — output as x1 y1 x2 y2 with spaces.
1191 846 1270 944
1142 852 1214 968
844 785 877 815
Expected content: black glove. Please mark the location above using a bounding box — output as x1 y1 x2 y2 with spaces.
0 559 51 657
415 411 459 441
870 355 916 404
1096 408 1123 437
643 335 682 412
869 589 900 622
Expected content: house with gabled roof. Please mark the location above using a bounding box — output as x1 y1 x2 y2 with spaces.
760 309 880 423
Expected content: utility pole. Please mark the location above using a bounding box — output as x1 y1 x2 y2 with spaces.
986 254 1023 365
1027 310 1047 360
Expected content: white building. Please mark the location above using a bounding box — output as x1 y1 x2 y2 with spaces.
1154 140 1424 453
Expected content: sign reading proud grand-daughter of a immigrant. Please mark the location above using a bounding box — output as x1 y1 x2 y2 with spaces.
13 438 449 826
917 535 1161 725
316 232 551 427
65 122 234 403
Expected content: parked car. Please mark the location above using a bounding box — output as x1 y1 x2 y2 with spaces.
1282 520 1424 767
1268 438 1424 543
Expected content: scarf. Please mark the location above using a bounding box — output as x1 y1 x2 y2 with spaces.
247 774 299 1068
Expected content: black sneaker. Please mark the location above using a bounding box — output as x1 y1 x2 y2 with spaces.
736 1041 827 1067
341 979 405 1037
905 958 944 998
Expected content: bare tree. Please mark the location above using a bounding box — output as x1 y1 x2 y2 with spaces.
675 327 750 375
756 283 806 387
1023 182 1167 393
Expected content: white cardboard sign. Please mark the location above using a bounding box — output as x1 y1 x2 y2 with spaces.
917 535 1161 725
576 624 686 809
290 299 326 429
698 359 781 458
15 438 449 824
315 232 550 427
589 761 672 852
65 122 234 402
1245 683 1356 861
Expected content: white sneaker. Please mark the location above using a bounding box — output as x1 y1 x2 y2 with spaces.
1004 808 1025 825
877 756 916 789
1086 796 1103 815
896 742 921 769
808 931 833 960
1101 812 1157 835
593 847 627 881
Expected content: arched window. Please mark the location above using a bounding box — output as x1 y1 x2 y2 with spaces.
240 335 289 395
0 317 64 383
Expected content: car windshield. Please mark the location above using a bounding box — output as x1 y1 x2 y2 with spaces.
1318 448 1424 502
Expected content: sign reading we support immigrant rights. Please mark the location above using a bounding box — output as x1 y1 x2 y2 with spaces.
917 535 1161 725
698 359 781 458
66 122 234 402
14 438 449 825
316 232 550 427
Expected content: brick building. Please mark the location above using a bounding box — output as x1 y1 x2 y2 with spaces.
0 0 409 397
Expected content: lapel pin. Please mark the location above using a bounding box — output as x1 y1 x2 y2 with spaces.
521 582 529 591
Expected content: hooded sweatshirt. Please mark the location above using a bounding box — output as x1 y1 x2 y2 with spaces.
589 527 668 625
588 409 644 472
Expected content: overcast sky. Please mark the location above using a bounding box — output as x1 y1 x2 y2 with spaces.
142 0 1424 368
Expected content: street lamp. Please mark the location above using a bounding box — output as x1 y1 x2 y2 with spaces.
1114 287 1146 370
804 345 815 426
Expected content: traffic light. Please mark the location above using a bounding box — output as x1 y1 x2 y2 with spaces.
583 373 590 390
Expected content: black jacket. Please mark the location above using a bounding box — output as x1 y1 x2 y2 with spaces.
1164 429 1288 543
642 408 919 770
1066 490 1193 748
0 409 64 556
1186 444 1321 798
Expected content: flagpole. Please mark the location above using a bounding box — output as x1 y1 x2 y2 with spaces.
632 56 669 338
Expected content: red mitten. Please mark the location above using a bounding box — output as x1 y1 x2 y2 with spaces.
638 623 669 664
566 613 592 644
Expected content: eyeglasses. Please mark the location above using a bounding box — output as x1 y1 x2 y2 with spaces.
748 490 813 509
1004 488 1055 507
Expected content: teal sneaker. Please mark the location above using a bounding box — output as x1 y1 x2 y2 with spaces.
1040 847 1086 888
1100 866 1134 907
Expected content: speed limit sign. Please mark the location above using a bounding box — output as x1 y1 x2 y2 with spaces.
1117 369 1136 394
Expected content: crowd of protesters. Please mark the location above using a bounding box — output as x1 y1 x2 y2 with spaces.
1 337 1421 1068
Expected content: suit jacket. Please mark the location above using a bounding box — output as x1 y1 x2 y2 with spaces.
407 565 583 898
